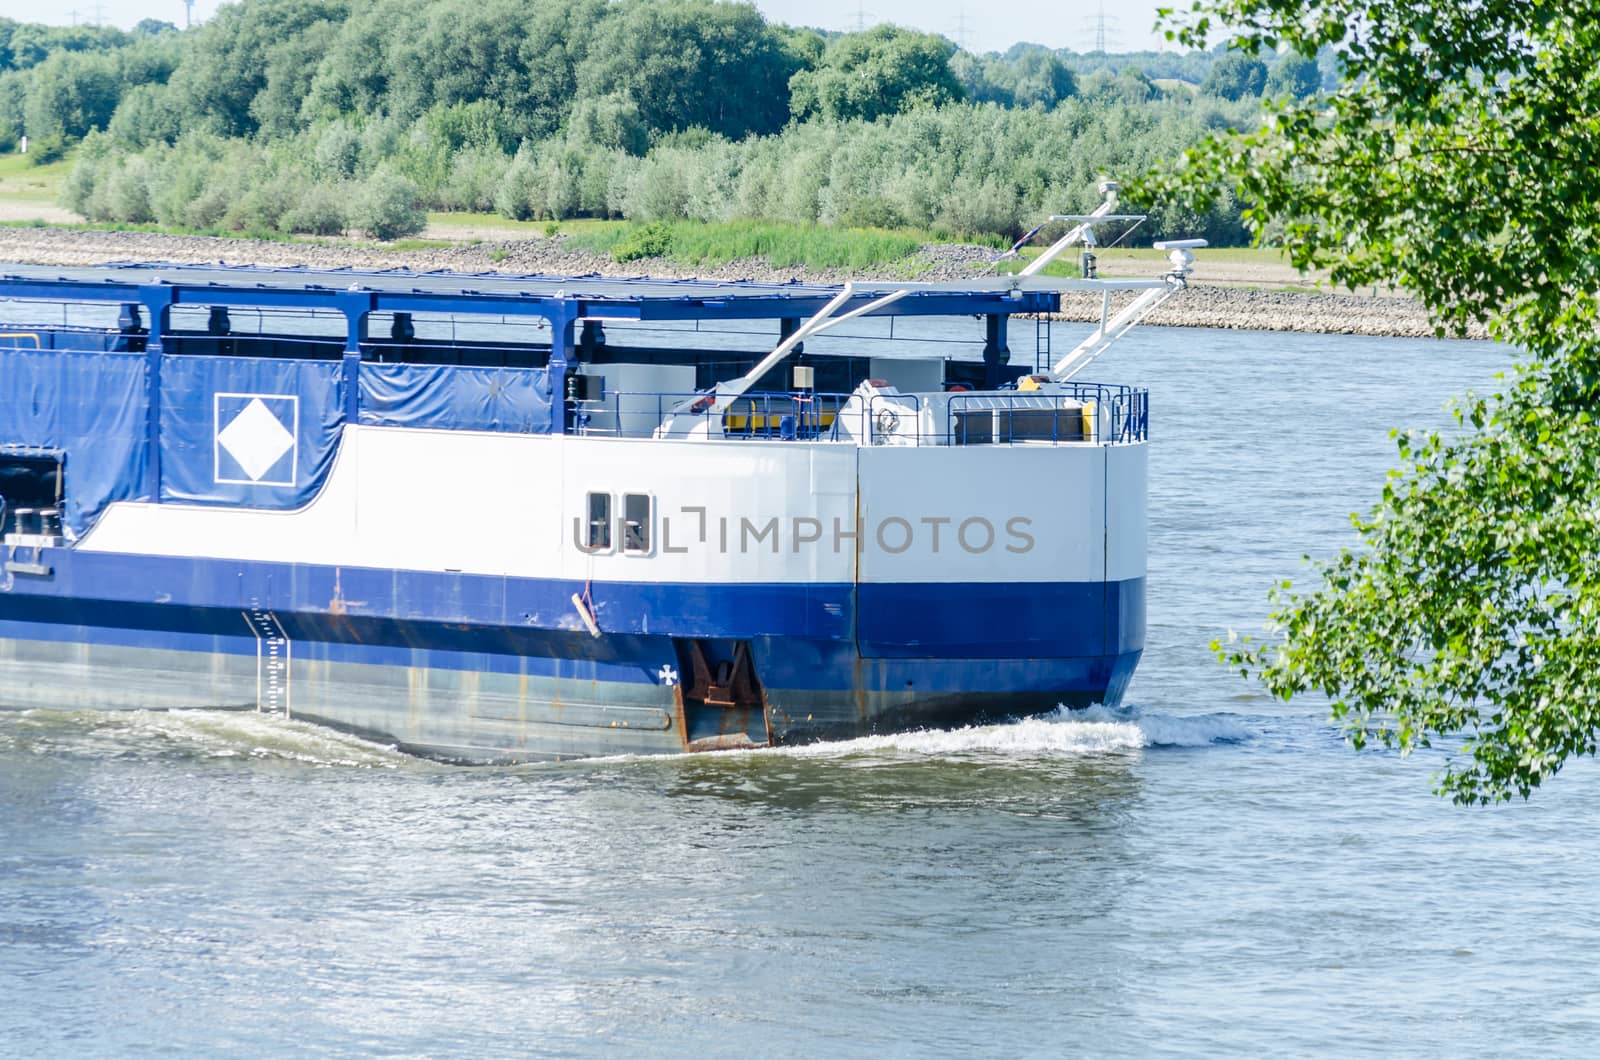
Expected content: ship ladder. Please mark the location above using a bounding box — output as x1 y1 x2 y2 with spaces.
243 606 291 717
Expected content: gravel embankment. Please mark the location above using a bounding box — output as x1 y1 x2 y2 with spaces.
0 227 1481 340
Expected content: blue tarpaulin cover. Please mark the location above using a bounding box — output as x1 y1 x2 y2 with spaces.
359 364 554 434
0 349 556 534
0 348 150 535
159 356 345 509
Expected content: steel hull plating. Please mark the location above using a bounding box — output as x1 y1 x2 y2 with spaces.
0 551 1144 761
0 633 1140 761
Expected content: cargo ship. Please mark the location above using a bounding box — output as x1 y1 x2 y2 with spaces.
0 207 1200 760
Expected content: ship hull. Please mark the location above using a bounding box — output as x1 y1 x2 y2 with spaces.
0 551 1143 760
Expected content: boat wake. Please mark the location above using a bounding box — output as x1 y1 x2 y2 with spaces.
770 704 1250 761
3 704 1248 770
1 708 411 769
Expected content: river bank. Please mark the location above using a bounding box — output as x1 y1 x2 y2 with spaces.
0 225 1478 340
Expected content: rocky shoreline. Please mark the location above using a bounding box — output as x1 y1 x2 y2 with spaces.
0 226 1480 340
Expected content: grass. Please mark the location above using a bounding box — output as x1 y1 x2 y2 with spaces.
0 217 341 246
0 150 74 202
369 209 1303 277
560 219 935 269
380 238 456 251
0 149 76 217
0 207 458 249
429 212 974 269
425 210 552 234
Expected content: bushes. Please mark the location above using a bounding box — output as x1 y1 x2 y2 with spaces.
493 147 545 221
311 120 361 180
103 154 153 222
61 131 353 236
440 145 511 212
61 94 1259 246
517 98 1255 242
348 167 425 240
27 133 69 166
610 220 673 262
282 183 348 235
490 142 618 221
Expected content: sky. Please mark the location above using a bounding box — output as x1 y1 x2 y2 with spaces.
2 0 1175 56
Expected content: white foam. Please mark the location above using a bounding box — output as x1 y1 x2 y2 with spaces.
135 709 411 768
765 706 1249 761
777 717 1145 758
8 703 1249 770
1075 704 1252 747
14 708 411 769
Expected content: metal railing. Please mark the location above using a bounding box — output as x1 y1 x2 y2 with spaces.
573 383 1148 446
946 383 1148 446
575 391 855 440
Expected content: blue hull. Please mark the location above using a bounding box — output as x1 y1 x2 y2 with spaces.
0 548 1143 760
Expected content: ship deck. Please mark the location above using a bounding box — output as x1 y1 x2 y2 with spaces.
0 261 1063 322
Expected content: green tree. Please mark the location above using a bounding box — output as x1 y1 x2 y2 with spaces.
788 25 963 122
997 47 1077 108
166 0 348 137
575 0 798 139
956 46 1079 109
107 82 184 146
566 93 649 156
949 51 1005 105
0 70 24 149
1199 51 1267 100
132 19 179 37
305 0 605 142
1263 52 1319 99
773 24 825 72
1157 3 1600 803
4 23 129 71
1080 65 1160 105
23 50 122 140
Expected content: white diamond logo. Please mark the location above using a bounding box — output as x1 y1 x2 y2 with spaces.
217 397 295 483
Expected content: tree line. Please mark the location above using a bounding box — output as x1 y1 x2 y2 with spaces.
2 1 1314 243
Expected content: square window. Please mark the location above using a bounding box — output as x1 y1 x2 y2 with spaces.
586 492 612 551
622 493 651 553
